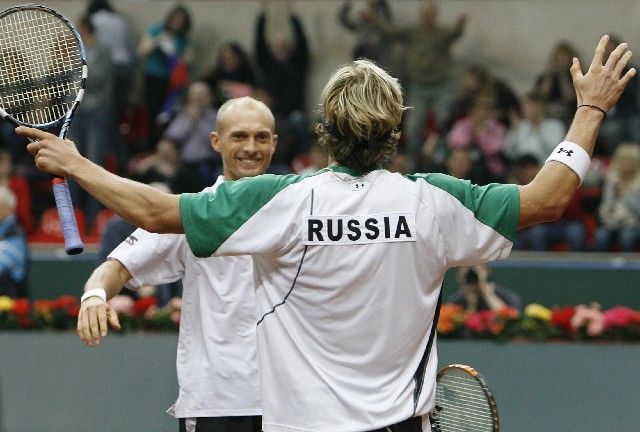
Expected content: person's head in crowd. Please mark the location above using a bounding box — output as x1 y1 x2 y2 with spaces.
252 87 275 108
462 65 492 97
522 91 547 125
185 81 213 112
0 151 13 180
470 93 497 125
419 0 438 29
217 42 251 74
164 4 191 36
513 154 541 185
547 41 577 73
87 0 114 14
0 186 16 223
457 264 490 290
446 148 472 180
273 31 294 63
610 142 640 181
211 96 277 180
386 152 409 174
157 138 181 166
316 60 404 172
76 15 95 45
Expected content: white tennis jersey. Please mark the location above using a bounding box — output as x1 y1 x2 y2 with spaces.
179 166 520 432
109 176 261 419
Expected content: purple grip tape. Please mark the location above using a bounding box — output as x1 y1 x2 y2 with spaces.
52 178 84 255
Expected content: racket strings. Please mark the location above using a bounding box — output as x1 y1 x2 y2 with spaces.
434 371 495 432
0 8 83 125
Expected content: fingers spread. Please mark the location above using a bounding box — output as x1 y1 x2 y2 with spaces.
88 308 101 345
589 35 609 70
621 67 638 86
108 308 122 331
98 306 108 337
604 42 628 71
613 51 633 77
570 57 583 81
78 311 91 345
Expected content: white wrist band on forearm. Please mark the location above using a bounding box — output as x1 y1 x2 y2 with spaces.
81 288 107 303
545 141 591 184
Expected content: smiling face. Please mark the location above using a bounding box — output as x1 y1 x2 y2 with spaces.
211 97 277 180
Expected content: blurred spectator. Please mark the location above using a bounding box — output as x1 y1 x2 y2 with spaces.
68 16 113 225
512 156 586 251
594 143 640 252
130 138 181 188
203 42 256 108
447 94 507 183
0 186 27 298
386 152 409 174
534 41 577 123
444 147 485 184
138 4 193 144
293 143 329 175
163 81 219 189
86 0 134 120
364 0 467 168
0 151 31 233
448 264 521 313
255 0 310 159
339 0 394 70
447 65 520 130
598 35 640 153
504 91 566 164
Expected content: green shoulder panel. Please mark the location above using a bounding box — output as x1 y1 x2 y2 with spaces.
405 173 520 242
179 171 326 257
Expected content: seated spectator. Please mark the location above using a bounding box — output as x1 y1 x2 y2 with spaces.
512 156 586 251
0 151 32 233
534 41 577 124
163 81 219 189
338 0 394 71
447 94 507 184
444 147 484 184
598 35 640 154
448 264 521 313
203 42 256 108
129 138 181 188
594 143 640 252
0 186 27 298
504 91 566 164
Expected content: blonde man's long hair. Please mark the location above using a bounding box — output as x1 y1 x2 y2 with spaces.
316 60 405 171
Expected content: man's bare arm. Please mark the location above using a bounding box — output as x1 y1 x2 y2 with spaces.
19 127 183 234
518 36 636 228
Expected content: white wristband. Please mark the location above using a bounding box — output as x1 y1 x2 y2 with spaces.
545 141 591 184
81 288 107 303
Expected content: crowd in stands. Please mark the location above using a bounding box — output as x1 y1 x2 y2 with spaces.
1 0 640 297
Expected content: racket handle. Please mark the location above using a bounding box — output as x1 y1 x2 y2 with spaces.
52 177 84 255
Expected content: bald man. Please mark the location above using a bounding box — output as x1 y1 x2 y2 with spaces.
78 97 277 432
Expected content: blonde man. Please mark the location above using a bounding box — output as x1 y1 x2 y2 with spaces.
21 36 635 431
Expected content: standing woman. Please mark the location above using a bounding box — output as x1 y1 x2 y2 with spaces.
138 4 193 146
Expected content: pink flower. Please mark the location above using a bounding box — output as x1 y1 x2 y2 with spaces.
108 295 134 316
571 304 605 336
170 310 181 324
603 306 635 329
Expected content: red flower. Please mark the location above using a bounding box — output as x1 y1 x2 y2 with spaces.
464 310 495 333
33 299 55 314
551 306 576 333
68 305 81 319
133 297 158 317
12 298 30 316
53 295 79 311
603 306 636 329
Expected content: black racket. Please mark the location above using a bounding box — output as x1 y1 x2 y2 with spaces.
431 364 499 432
0 3 87 254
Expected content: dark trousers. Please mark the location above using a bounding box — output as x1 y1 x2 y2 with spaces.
178 416 261 432
370 416 425 432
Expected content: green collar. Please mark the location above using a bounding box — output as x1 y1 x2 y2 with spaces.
326 164 380 177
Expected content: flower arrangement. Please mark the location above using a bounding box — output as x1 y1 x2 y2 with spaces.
2 294 640 341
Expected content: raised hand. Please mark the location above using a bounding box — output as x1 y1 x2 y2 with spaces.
570 35 636 113
17 126 81 177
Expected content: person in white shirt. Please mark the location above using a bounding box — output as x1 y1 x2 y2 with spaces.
504 91 567 164
76 97 278 432
21 36 635 432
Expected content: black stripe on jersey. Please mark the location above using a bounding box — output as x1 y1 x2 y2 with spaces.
412 289 443 415
257 188 315 326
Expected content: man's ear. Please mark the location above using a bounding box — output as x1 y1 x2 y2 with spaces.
270 134 278 155
211 132 221 154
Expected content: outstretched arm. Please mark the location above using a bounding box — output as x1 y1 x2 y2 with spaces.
77 260 132 346
518 36 636 228
19 127 183 234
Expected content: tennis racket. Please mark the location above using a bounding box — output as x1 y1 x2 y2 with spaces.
0 3 87 255
431 364 499 432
